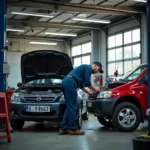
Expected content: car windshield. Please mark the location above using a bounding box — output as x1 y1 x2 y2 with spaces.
119 65 147 81
25 78 62 86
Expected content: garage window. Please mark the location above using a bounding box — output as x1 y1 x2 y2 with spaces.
71 42 91 67
107 28 141 77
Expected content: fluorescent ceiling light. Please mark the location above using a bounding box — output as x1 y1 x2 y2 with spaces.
45 32 77 37
11 11 54 18
29 41 57 45
72 17 111 24
7 29 24 32
132 0 147 2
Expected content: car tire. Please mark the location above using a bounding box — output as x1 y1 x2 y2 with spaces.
82 111 89 120
112 102 141 132
10 120 25 130
77 106 82 129
97 116 112 127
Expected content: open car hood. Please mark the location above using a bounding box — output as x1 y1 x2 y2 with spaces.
21 50 73 83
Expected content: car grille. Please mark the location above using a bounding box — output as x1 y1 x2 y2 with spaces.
24 97 55 102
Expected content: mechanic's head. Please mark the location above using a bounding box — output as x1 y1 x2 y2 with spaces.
92 61 104 74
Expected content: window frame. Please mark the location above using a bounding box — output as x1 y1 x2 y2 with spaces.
107 27 141 77
71 41 92 66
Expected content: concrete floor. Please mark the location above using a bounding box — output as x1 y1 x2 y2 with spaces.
0 114 148 150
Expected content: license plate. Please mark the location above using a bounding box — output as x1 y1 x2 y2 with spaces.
26 106 50 112
88 102 92 107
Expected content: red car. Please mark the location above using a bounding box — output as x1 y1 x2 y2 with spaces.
87 64 148 132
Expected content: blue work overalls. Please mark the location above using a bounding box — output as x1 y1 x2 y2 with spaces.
60 65 92 131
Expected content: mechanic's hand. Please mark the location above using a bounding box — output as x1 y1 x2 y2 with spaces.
94 87 100 93
87 92 94 97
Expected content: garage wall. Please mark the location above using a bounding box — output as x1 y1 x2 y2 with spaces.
95 18 145 85
6 52 24 89
67 16 147 86
7 38 66 52
108 19 140 35
108 17 147 64
141 15 147 63
64 41 71 56
6 38 66 88
99 30 107 84
91 30 100 62
72 34 91 46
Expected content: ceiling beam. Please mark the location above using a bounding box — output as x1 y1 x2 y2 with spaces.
7 19 100 30
100 5 145 14
7 1 129 15
7 35 65 42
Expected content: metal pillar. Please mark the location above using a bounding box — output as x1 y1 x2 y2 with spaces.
147 0 150 135
0 0 6 92
0 0 6 129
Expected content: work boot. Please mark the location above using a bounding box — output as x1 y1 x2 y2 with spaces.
59 129 70 135
70 130 85 135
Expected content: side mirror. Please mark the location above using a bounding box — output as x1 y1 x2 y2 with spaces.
17 82 22 87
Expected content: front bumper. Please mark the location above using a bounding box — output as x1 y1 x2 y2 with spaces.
87 98 118 117
9 101 66 121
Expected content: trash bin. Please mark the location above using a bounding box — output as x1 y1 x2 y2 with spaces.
132 136 150 150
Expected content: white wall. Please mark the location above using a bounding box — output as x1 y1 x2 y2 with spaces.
99 30 107 84
108 19 140 35
64 41 71 56
6 38 66 88
6 52 24 89
7 38 65 52
72 34 91 46
91 30 100 62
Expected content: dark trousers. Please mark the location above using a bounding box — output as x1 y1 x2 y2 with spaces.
60 76 78 131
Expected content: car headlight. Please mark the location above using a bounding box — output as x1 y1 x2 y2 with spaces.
11 93 21 101
59 95 65 101
97 91 112 99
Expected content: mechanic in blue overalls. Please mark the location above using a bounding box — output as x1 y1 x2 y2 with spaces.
59 61 103 135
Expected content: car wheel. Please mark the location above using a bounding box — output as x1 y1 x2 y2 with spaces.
112 102 141 132
10 120 25 130
97 116 112 127
77 106 82 129
82 111 89 120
